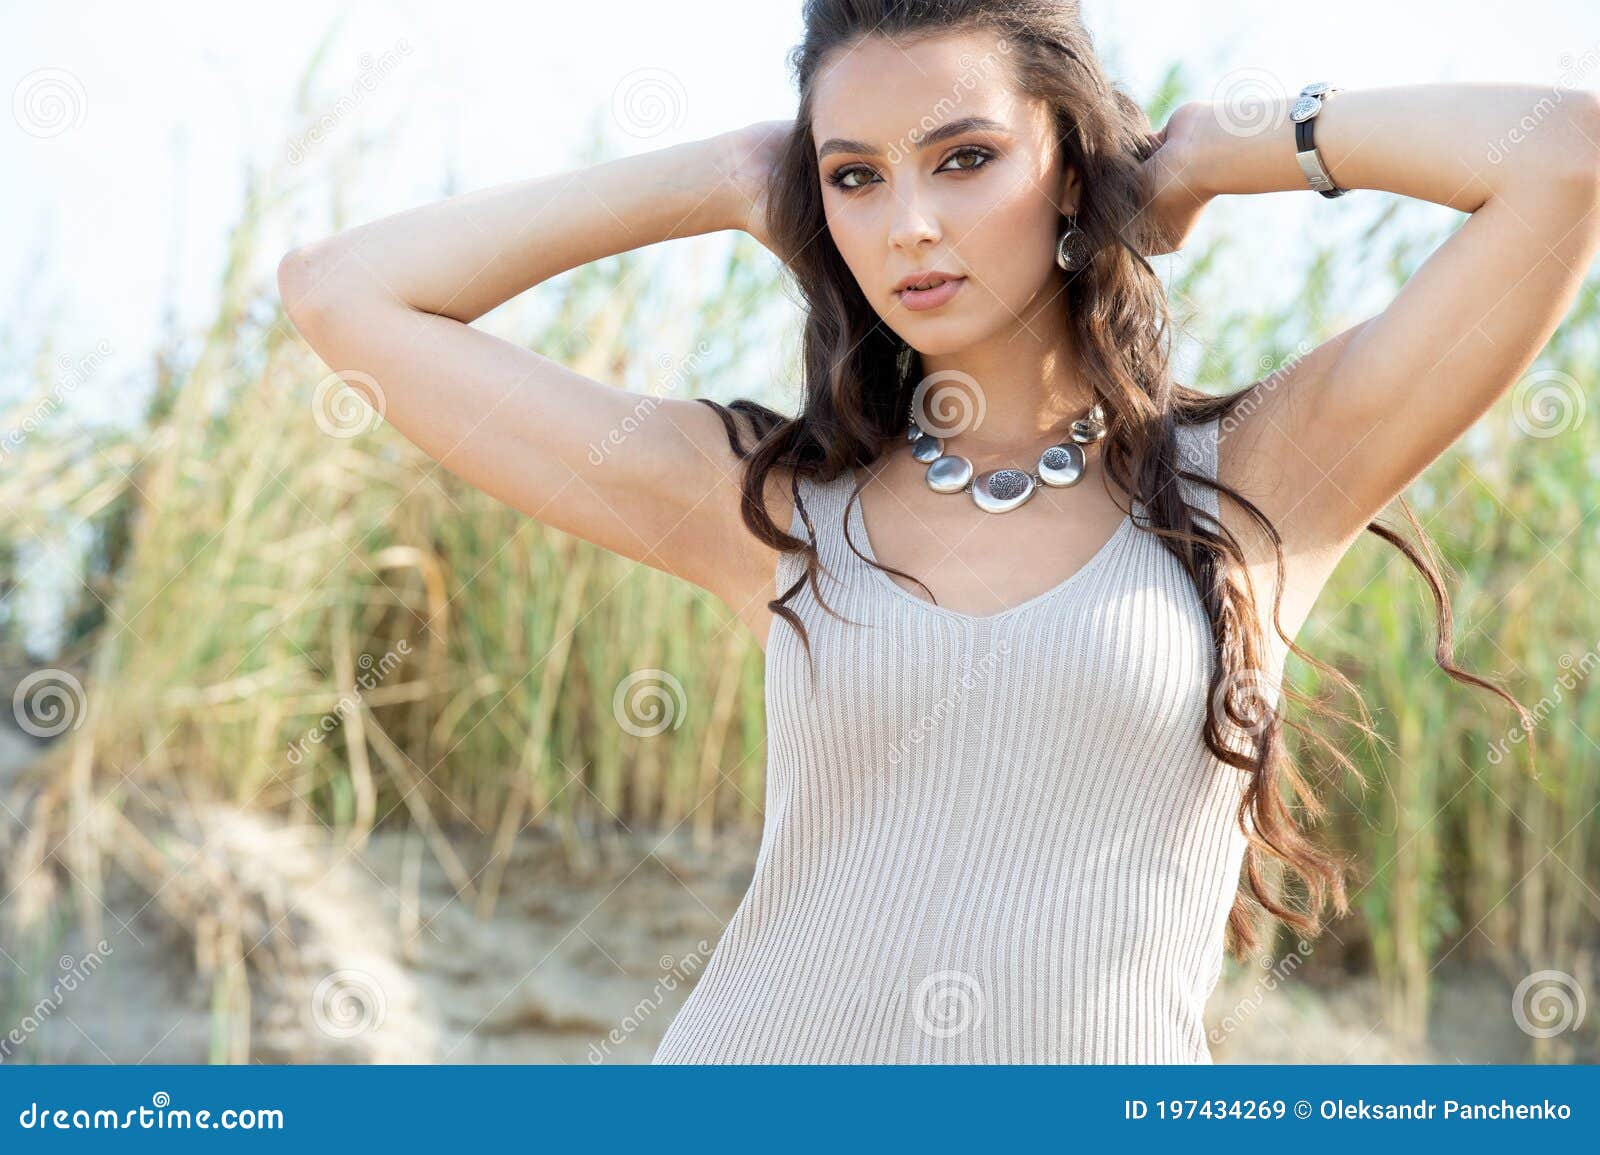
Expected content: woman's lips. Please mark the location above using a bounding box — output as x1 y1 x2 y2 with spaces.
897 276 966 312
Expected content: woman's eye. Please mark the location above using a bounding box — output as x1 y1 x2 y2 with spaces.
826 147 993 192
938 146 992 172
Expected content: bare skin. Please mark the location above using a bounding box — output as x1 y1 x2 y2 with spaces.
279 28 1600 655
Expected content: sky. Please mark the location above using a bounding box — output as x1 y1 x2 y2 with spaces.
4 0 1599 413
2 0 1599 653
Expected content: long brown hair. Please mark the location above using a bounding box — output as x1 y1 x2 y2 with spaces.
694 0 1535 959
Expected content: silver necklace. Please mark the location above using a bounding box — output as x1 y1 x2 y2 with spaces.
905 400 1108 514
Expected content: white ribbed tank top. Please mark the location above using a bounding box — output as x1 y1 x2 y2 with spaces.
653 416 1254 1064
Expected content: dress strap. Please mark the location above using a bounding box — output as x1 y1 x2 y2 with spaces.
1133 416 1221 526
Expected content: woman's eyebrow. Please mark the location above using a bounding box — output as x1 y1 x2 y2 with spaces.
816 115 1008 160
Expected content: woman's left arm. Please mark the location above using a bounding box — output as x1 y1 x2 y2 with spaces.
1171 83 1600 563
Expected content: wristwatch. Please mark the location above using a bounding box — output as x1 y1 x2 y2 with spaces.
1290 82 1348 198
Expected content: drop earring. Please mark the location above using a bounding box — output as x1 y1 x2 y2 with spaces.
1055 210 1091 272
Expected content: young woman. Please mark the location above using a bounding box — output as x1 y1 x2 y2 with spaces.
278 0 1600 1063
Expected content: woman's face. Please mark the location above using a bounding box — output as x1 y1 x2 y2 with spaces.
810 28 1075 355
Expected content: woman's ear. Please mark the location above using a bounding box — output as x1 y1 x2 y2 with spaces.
1056 162 1082 217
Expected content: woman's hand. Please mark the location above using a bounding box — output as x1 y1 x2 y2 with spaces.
715 119 793 255
1133 100 1218 256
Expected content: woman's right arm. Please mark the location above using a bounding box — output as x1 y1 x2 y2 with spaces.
276 125 793 637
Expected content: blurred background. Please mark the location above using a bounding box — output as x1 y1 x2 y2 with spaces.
2 0 1597 1063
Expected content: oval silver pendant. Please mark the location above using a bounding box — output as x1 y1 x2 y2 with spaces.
1069 418 1104 445
1038 442 1087 487
972 468 1035 513
911 433 944 463
906 419 923 442
925 454 973 494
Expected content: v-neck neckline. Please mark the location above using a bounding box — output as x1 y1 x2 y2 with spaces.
843 470 1137 626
